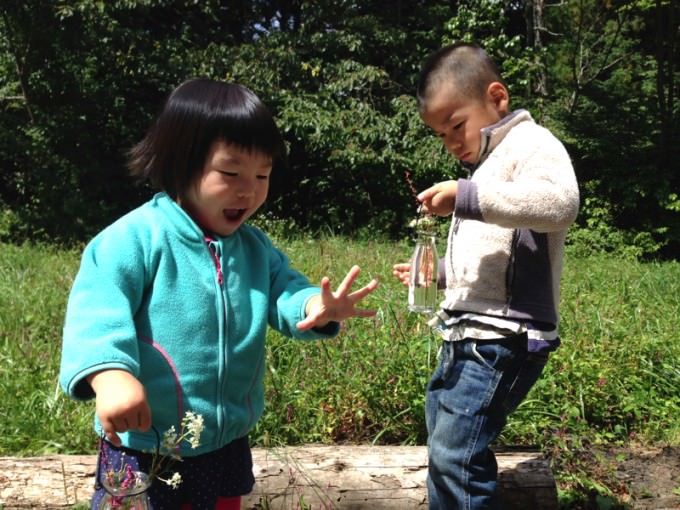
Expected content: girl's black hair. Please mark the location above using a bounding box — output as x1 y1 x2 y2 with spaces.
128 79 286 199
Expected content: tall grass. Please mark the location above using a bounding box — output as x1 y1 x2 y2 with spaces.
0 243 94 455
1 238 679 461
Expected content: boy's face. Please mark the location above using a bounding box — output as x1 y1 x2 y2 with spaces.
420 81 508 166
180 140 271 236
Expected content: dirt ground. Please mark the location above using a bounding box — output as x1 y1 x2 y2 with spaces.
561 445 680 509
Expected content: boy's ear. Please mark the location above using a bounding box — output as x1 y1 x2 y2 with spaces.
487 82 510 113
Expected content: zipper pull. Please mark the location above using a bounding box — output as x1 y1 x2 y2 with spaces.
204 236 224 286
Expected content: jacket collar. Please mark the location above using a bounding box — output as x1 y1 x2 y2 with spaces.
153 192 206 242
463 109 534 173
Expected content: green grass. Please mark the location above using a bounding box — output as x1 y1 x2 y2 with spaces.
1 238 679 507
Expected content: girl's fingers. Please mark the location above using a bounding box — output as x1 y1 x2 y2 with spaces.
347 278 379 302
334 265 361 297
101 420 122 446
352 307 378 318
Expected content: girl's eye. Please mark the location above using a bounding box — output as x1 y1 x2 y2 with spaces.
257 175 269 181
452 121 463 130
219 171 238 177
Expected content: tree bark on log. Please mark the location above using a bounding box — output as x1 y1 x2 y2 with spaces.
0 446 557 509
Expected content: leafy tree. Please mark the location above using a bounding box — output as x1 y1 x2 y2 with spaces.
0 0 677 256
0 0 457 241
545 0 679 257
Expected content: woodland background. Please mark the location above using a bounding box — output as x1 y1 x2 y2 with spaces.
2 3 680 507
1 0 678 258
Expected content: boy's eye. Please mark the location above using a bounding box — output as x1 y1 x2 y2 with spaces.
257 175 269 181
452 121 464 130
219 171 238 177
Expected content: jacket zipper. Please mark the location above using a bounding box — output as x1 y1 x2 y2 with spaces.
504 229 520 314
205 236 228 441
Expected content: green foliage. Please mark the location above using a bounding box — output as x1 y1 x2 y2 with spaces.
3 240 679 457
443 0 535 103
502 253 680 450
0 0 458 243
1 0 679 254
544 0 680 258
0 242 94 455
2 240 680 509
567 194 666 260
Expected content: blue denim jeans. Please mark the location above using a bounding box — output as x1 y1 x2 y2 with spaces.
425 334 549 510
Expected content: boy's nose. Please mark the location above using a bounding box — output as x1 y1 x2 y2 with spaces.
444 140 461 154
442 133 461 152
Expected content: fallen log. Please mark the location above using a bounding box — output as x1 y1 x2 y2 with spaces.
0 446 557 509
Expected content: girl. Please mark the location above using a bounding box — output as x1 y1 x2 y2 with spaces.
59 79 379 509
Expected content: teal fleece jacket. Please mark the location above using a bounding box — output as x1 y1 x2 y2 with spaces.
60 192 338 456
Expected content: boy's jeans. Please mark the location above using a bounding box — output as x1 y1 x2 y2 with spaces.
425 334 549 510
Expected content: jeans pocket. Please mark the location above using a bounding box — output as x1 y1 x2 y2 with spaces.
469 336 525 372
501 351 549 414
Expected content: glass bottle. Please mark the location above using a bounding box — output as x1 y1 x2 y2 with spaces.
98 470 151 510
408 230 439 313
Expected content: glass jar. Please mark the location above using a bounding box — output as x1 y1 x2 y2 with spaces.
97 470 151 510
408 232 439 313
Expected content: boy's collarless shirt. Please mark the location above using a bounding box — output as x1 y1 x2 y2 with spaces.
60 192 337 455
441 110 579 347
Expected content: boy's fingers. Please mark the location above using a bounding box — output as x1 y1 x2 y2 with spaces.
417 187 435 202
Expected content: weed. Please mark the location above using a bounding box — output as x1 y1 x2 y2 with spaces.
1 240 679 508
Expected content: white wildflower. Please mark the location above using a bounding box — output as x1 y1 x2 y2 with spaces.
182 411 204 449
162 426 178 452
163 471 183 489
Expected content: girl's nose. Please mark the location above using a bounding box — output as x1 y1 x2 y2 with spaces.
235 176 257 199
237 189 255 198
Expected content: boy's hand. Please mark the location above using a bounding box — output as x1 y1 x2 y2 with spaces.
88 369 152 447
418 180 458 216
297 265 379 331
392 263 411 286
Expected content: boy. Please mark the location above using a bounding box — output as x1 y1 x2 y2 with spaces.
393 42 579 509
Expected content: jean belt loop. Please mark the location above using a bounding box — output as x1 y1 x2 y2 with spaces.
442 340 456 379
470 340 486 365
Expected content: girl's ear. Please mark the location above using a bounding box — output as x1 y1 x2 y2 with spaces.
487 81 510 114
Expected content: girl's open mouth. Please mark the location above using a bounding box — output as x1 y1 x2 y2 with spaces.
223 208 246 221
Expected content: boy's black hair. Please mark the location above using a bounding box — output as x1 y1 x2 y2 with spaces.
416 42 505 111
129 79 287 199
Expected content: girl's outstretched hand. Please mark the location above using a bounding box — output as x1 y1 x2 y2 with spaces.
297 265 379 331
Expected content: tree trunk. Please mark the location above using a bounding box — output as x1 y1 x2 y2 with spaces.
0 446 558 509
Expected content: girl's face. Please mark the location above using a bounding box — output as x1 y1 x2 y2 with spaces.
420 81 509 166
180 140 272 236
